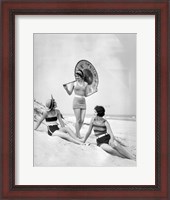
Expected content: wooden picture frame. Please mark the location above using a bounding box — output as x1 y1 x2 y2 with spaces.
1 0 169 199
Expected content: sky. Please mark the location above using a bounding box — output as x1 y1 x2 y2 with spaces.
34 33 136 116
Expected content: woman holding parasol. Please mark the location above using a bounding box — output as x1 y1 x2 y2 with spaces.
63 60 98 139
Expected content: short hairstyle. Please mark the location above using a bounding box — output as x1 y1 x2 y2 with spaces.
94 106 105 117
75 70 84 79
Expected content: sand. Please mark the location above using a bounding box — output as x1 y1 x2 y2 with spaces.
34 115 136 167
34 100 136 167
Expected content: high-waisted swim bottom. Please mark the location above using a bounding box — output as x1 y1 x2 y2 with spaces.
73 96 86 109
96 134 110 146
48 125 59 136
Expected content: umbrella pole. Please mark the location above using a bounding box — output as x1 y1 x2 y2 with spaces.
63 80 76 86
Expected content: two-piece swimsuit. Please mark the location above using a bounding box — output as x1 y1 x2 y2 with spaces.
92 117 110 146
73 82 86 110
45 116 59 136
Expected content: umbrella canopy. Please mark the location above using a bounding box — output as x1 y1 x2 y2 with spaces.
74 60 99 96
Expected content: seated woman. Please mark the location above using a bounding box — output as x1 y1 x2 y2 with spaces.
34 96 83 145
83 105 135 160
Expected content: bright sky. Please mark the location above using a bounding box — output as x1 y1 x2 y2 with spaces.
34 33 136 115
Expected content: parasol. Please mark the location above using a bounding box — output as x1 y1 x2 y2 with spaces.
74 60 99 96
63 60 99 96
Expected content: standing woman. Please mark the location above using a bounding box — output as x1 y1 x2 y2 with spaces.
63 70 89 138
34 96 83 145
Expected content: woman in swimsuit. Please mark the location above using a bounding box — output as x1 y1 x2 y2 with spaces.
83 106 135 160
34 96 83 145
63 70 89 139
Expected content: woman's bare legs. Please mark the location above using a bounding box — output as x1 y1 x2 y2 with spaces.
52 131 83 145
100 143 125 158
109 140 135 160
60 127 79 140
74 109 83 138
79 109 86 132
73 109 80 137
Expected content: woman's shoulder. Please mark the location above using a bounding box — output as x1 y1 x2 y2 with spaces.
42 110 48 115
56 109 64 116
94 116 107 123
90 116 96 123
46 108 60 116
92 116 104 122
103 117 107 121
104 118 110 126
55 108 60 114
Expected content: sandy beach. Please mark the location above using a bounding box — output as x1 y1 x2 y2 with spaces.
34 101 136 167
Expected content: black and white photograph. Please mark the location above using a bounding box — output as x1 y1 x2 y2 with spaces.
2 0 170 198
33 33 136 167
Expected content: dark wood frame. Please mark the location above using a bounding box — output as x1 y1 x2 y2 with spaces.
1 0 169 199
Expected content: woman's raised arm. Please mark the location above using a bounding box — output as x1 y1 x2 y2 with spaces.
63 82 74 95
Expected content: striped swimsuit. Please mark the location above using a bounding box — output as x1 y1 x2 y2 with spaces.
93 117 110 146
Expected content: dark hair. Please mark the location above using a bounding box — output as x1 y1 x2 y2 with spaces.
75 70 84 79
94 106 105 117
